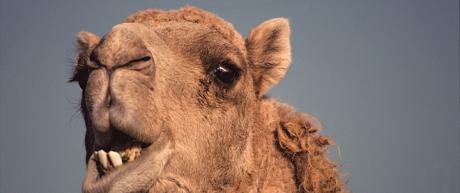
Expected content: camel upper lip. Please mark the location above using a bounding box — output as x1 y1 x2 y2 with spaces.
96 140 150 153
96 126 151 151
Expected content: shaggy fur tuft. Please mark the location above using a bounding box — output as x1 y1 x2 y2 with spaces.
276 102 346 193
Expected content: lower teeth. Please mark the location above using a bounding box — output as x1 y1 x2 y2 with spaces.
95 145 143 172
119 145 142 163
108 151 123 167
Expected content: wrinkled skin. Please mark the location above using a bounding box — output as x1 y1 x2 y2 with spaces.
71 6 346 193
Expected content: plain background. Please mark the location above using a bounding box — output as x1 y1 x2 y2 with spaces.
0 0 458 193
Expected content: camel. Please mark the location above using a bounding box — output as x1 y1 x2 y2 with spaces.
70 6 346 193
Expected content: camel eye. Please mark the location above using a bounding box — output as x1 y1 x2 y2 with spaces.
213 61 240 86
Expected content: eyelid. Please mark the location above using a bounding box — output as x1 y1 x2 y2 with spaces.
218 59 241 72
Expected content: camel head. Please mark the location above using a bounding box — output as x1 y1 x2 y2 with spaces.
71 6 292 193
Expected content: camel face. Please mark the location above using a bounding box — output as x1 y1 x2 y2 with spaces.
69 6 345 193
77 18 259 167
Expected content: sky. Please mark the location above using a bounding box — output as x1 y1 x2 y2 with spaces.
0 0 458 193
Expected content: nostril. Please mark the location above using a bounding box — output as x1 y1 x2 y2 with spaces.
140 56 151 62
121 56 153 71
129 56 151 64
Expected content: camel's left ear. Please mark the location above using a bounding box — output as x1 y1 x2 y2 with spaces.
246 18 291 96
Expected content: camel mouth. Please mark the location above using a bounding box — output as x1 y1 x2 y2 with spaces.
94 131 151 175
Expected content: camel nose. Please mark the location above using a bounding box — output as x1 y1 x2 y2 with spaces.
89 23 152 70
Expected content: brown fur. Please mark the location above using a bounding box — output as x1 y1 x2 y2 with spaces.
71 6 346 193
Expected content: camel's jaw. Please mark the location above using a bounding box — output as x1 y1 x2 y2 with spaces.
82 138 172 193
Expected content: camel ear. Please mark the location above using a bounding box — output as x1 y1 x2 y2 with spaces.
75 31 100 67
76 31 101 66
76 31 100 53
70 31 100 82
246 18 291 96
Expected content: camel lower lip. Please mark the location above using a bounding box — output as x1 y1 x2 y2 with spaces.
82 139 172 193
82 153 139 193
